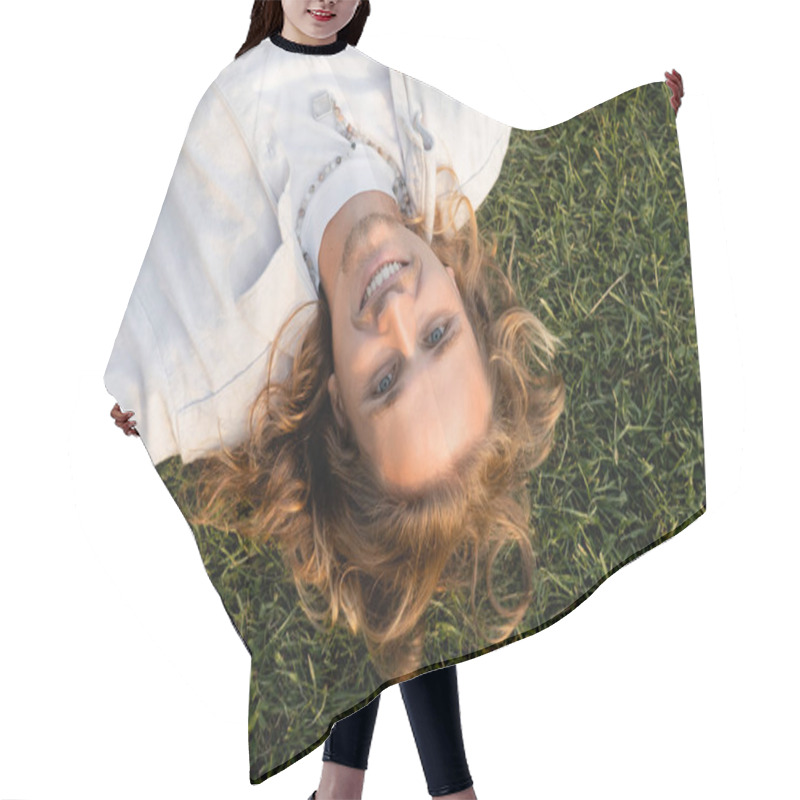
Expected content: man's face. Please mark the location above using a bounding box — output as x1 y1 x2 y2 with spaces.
281 1 360 46
325 213 492 492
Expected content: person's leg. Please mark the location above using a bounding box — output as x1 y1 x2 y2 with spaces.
315 695 381 800
400 665 476 799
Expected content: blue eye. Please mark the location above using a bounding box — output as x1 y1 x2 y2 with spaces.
377 370 394 395
428 324 446 345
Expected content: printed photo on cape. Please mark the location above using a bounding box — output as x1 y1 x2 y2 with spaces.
104 36 704 781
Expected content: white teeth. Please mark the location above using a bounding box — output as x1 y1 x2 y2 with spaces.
364 261 403 305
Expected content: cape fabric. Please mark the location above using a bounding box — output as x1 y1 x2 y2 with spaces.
106 36 704 783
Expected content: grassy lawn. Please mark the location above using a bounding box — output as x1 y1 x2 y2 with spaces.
157 80 704 781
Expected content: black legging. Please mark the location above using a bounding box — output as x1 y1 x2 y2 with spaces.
323 665 473 797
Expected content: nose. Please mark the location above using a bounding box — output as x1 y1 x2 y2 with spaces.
377 291 416 356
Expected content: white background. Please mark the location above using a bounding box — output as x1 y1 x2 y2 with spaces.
1 1 797 798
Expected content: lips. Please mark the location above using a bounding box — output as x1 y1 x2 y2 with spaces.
361 260 407 310
308 9 335 22
351 217 417 314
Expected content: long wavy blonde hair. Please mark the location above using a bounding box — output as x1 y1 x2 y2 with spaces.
194 181 565 678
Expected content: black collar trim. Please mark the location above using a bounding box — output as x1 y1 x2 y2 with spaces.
270 33 347 55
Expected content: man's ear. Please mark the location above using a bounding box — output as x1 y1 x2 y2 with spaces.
327 373 346 430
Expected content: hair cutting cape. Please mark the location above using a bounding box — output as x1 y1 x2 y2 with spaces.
105 38 704 782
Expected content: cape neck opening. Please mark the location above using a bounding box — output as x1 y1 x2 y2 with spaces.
270 33 348 55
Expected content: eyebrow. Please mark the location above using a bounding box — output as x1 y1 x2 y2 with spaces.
366 325 463 419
